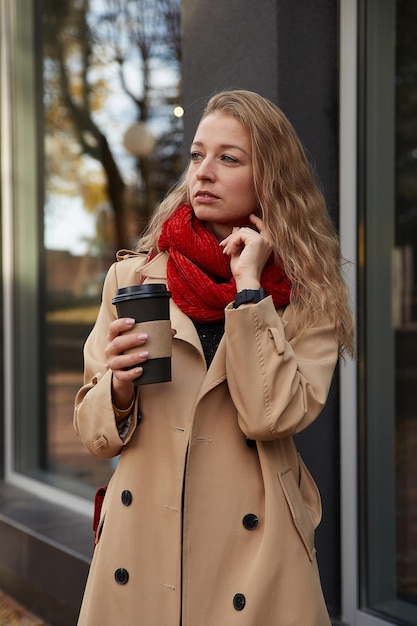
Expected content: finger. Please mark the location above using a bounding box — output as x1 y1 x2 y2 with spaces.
219 224 253 246
221 227 261 254
106 331 148 360
219 231 235 248
112 365 144 384
249 213 266 233
108 317 136 341
109 349 149 376
220 236 245 257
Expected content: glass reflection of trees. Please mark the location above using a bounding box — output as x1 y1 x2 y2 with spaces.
395 0 417 326
40 0 182 495
42 0 182 256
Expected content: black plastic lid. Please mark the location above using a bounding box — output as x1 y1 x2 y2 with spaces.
112 283 171 304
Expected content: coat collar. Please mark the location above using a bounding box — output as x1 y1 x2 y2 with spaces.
135 252 201 350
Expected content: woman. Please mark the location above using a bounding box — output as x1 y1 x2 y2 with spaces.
74 89 354 625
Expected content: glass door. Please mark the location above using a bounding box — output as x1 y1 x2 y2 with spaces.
7 0 182 501
358 0 417 622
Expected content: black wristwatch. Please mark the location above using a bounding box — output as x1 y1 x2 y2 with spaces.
233 288 268 309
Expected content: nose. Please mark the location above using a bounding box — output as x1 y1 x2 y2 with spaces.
196 157 215 181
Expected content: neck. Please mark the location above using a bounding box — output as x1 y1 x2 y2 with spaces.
204 222 232 242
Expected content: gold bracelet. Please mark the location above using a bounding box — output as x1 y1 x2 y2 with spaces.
112 394 135 422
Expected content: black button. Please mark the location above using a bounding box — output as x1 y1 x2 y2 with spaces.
245 437 256 448
233 593 246 611
242 513 259 530
114 568 129 585
121 490 132 506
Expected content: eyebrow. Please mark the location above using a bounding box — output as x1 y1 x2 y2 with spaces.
191 140 250 156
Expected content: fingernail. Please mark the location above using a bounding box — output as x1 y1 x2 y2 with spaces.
137 333 148 340
125 318 135 324
138 351 149 358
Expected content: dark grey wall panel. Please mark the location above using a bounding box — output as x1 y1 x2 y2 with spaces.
181 0 279 148
181 0 341 618
276 0 340 226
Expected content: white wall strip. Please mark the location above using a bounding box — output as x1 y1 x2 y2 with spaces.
1 0 16 480
339 0 359 623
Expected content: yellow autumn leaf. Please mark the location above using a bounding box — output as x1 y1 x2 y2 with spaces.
81 180 109 213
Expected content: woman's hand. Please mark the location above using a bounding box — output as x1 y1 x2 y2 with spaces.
105 318 149 409
105 320 177 410
220 214 272 291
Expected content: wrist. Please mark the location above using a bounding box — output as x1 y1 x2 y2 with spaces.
111 377 135 418
233 288 268 309
235 279 261 291
112 392 135 422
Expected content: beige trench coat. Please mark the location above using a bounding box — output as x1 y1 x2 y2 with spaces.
74 251 338 626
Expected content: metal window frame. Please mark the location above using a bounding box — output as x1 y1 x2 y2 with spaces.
0 0 92 517
340 0 417 623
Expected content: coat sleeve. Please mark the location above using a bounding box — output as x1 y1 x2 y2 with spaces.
73 262 139 458
224 296 339 440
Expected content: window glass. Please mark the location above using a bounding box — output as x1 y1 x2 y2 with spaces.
394 0 417 608
15 0 182 499
360 0 417 622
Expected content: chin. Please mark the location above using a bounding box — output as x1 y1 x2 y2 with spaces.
192 207 216 224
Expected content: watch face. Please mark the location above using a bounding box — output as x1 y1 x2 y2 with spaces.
246 290 258 302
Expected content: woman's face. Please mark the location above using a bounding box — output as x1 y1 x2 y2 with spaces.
187 112 258 241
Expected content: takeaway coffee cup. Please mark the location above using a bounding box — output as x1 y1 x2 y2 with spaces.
112 284 172 385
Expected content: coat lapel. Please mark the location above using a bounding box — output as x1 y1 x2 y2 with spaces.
131 251 199 348
135 251 226 385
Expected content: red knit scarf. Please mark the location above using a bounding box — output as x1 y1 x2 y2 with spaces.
158 204 291 322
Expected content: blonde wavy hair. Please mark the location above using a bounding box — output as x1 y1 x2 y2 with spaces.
138 89 355 358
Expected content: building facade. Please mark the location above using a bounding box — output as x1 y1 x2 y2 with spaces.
0 1 416 625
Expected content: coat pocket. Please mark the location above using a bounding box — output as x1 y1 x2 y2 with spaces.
94 510 107 547
297 453 322 529
278 464 318 561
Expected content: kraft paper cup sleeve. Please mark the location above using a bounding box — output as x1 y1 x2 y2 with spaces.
123 320 172 359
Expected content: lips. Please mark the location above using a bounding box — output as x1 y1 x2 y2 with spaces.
194 190 219 200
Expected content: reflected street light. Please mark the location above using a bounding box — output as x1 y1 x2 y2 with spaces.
123 122 156 158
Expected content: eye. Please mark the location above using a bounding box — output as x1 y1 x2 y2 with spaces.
221 154 239 164
190 151 203 161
